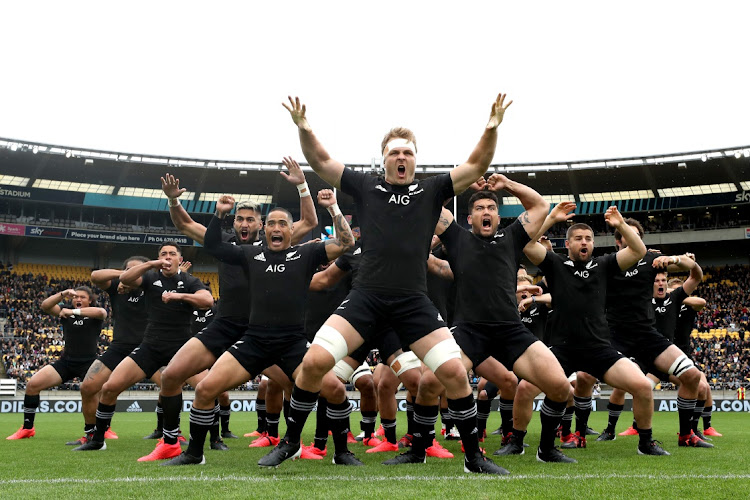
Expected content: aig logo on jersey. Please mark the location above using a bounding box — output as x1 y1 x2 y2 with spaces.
388 194 410 206
266 264 285 273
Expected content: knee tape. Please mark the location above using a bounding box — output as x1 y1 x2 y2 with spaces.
311 325 349 363
668 354 695 377
422 339 461 373
390 351 421 377
333 360 355 383
351 361 372 384
260 375 269 382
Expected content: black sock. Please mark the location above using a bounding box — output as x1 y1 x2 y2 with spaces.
155 402 164 431
692 400 705 433
93 403 116 441
632 419 639 432
285 385 318 444
638 426 653 446
702 406 712 430
412 403 438 457
561 406 574 436
448 395 479 458
573 395 592 435
208 400 220 443
382 418 397 444
266 412 281 438
677 396 697 436
161 394 182 445
255 399 267 433
539 397 566 452
283 398 291 427
406 400 415 436
361 410 377 438
22 394 40 429
606 402 624 432
186 406 214 457
476 399 491 438
313 397 329 449
439 407 452 435
510 427 527 444
499 398 514 435
219 404 231 433
327 399 352 455
84 423 95 435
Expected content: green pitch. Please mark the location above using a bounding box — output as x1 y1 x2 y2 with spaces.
2 411 749 499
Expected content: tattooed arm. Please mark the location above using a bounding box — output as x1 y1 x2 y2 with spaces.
318 190 355 260
485 173 550 239
427 253 454 280
434 207 455 236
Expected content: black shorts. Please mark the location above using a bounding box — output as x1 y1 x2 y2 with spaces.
99 343 140 371
129 339 187 379
610 326 674 375
335 289 446 348
52 356 95 382
349 327 406 365
549 344 624 380
454 322 538 371
228 328 309 381
194 317 248 359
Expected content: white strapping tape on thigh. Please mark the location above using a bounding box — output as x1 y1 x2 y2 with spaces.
649 377 658 390
422 338 461 373
261 375 269 382
667 354 695 377
390 351 421 377
333 359 355 383
311 325 349 363
351 361 372 384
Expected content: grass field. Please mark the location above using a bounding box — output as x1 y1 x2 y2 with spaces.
2 411 749 499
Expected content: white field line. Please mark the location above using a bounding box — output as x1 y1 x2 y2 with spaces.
1 473 750 485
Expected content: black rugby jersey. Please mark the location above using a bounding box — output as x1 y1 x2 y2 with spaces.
426 244 455 325
191 306 216 336
440 219 529 325
674 302 697 350
335 243 362 281
339 169 454 296
538 251 619 347
105 278 146 346
61 314 103 361
305 271 351 341
607 251 660 330
521 302 549 342
140 268 208 341
204 216 328 329
215 230 254 320
653 286 688 342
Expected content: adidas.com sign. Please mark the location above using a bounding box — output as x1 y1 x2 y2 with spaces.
126 401 143 413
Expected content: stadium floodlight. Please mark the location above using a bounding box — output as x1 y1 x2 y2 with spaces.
744 149 750 158
735 150 742 159
65 150 72 158
32 146 39 154
701 154 707 162
10 143 18 151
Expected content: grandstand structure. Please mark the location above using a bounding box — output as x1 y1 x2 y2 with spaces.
0 137 748 388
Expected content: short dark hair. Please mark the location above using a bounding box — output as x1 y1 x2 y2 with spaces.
566 223 593 240
467 191 498 212
74 285 98 306
158 241 182 255
267 206 293 223
614 218 644 240
122 255 149 270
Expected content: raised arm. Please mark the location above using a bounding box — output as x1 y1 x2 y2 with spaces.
203 196 246 265
41 289 75 317
523 202 576 264
450 93 513 195
121 260 167 288
317 189 354 260
434 207 455 236
283 97 346 188
309 262 349 291
606 206 646 270
90 269 122 289
683 296 707 312
161 173 207 245
427 253 454 281
280 156 318 244
682 262 703 296
486 173 549 238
